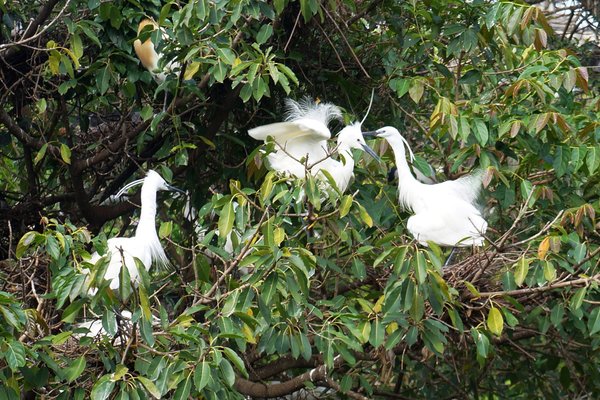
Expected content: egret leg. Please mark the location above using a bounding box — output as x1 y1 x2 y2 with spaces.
443 247 457 267
162 91 168 112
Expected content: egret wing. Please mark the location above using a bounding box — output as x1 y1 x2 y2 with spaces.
430 172 483 206
248 118 331 141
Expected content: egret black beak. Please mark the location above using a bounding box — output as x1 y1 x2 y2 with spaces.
362 131 379 138
166 184 186 196
360 143 382 162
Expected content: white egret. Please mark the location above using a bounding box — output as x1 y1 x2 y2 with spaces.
249 98 379 192
364 127 487 248
87 170 184 291
321 122 380 193
133 18 180 83
248 97 342 178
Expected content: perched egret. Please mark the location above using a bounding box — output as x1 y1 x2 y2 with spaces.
249 97 343 178
88 170 184 291
249 98 379 192
364 127 487 247
133 18 180 83
321 122 380 193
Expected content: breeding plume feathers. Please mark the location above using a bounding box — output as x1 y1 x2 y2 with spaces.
283 97 342 126
248 97 343 178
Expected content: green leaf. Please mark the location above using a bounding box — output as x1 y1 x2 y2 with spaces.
158 221 172 239
391 78 410 98
91 375 115 400
221 290 239 317
64 356 86 383
4 339 26 371
543 260 557 282
369 318 384 348
487 307 504 336
473 119 489 145
415 251 427 284
223 347 248 378
256 24 273 45
514 257 529 287
34 143 48 165
588 307 600 335
217 47 236 65
409 79 424 103
586 146 600 174
194 361 211 391
60 143 71 164
140 105 153 121
118 262 132 301
61 299 85 323
16 231 40 258
96 65 111 95
471 329 490 359
71 33 83 59
357 204 373 227
219 358 235 387
570 287 586 311
218 200 235 239
137 376 161 399
173 374 192 400
339 195 352 217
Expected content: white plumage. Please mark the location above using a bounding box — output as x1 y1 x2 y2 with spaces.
365 126 487 247
249 98 342 178
249 98 379 192
87 170 184 291
320 122 380 193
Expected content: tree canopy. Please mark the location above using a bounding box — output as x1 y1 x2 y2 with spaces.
1 0 599 398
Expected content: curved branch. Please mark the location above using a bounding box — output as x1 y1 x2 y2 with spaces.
0 0 64 57
234 356 343 398
249 354 321 380
0 109 61 158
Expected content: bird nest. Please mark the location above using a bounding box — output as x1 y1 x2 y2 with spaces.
444 247 525 294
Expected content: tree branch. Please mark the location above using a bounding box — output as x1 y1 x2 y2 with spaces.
0 109 61 158
234 355 344 398
0 0 63 57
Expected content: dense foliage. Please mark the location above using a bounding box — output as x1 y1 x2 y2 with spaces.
1 0 599 398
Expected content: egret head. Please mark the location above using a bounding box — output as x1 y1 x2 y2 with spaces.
337 123 380 161
115 170 185 198
362 126 415 162
145 170 185 194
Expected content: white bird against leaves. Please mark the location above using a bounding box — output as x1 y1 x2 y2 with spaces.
74 310 160 343
88 170 184 291
249 97 342 178
321 122 380 193
364 126 487 247
249 98 378 192
133 19 180 83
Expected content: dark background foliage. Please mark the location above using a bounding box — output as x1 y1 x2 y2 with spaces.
1 0 599 398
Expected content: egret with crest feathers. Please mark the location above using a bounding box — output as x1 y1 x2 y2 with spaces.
88 170 184 291
249 98 379 192
363 126 487 248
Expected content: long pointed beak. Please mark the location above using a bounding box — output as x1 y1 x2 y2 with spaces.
360 143 382 162
362 131 379 137
166 184 186 195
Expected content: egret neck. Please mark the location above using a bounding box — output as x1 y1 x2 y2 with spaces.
135 177 169 269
